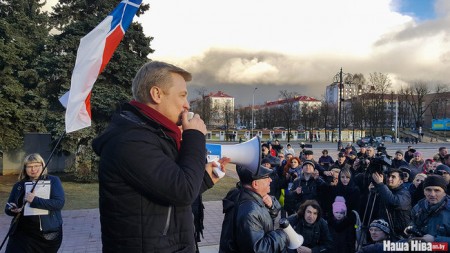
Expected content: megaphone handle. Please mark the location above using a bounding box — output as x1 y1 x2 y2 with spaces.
212 161 225 178
213 167 225 178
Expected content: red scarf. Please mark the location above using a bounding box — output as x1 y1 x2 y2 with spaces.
129 100 181 150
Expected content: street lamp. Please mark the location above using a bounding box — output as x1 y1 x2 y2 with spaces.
333 68 352 150
251 87 258 137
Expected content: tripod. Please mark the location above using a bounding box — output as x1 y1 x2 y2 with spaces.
356 190 378 251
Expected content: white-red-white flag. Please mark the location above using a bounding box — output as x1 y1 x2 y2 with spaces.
60 0 142 133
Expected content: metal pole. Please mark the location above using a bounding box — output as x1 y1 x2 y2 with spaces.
395 95 399 143
251 87 257 137
338 68 343 150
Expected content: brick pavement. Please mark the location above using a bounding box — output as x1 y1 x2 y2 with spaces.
0 201 224 253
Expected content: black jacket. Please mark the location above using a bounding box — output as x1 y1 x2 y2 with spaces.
287 215 333 253
327 214 356 253
374 183 411 238
220 185 288 253
284 176 326 215
92 103 213 253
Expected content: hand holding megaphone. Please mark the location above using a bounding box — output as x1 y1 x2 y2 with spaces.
211 158 225 179
279 218 304 250
206 157 230 183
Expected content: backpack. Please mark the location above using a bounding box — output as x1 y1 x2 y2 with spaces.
219 187 242 253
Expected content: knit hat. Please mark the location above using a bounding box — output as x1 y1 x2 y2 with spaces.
414 151 422 157
423 175 448 191
332 196 347 214
436 164 450 174
395 150 403 155
302 160 315 169
369 219 390 235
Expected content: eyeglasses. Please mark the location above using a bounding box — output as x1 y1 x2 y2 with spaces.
26 164 42 169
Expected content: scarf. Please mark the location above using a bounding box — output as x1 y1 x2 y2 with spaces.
129 100 181 150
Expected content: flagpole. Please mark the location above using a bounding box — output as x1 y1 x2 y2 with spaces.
0 131 66 250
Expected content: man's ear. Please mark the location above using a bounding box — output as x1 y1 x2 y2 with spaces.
251 180 259 189
149 86 163 104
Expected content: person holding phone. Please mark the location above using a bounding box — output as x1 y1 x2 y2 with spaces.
4 153 65 253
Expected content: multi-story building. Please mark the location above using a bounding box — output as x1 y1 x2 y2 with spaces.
190 90 234 128
325 81 366 104
263 95 322 113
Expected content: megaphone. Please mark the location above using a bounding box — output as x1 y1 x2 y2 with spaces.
279 218 304 249
206 136 261 178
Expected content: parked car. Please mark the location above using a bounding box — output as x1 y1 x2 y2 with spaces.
236 126 247 130
375 135 393 142
356 136 378 147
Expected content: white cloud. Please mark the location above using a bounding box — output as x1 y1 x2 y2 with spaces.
139 0 412 60
43 0 450 101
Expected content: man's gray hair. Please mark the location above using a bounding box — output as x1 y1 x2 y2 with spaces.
132 61 192 103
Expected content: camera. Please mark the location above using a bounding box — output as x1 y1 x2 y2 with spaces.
405 226 424 237
299 143 312 149
359 157 368 169
367 154 392 174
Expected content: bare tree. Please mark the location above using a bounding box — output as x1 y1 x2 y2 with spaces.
193 88 212 127
278 90 300 143
399 81 446 129
429 90 449 119
367 72 392 135
319 99 332 141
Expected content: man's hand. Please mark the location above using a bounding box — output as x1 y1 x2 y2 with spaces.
295 187 302 194
181 112 207 135
323 171 333 177
205 157 231 184
372 172 383 184
297 246 312 253
262 195 273 208
416 234 435 242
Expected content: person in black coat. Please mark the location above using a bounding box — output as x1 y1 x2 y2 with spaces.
371 168 411 239
391 150 409 169
325 168 361 220
327 196 356 253
287 200 333 253
284 161 326 216
219 166 289 253
92 61 228 253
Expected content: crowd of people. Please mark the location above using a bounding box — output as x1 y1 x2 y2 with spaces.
220 141 450 253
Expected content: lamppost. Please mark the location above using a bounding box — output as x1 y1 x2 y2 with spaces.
251 87 258 137
333 68 352 150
